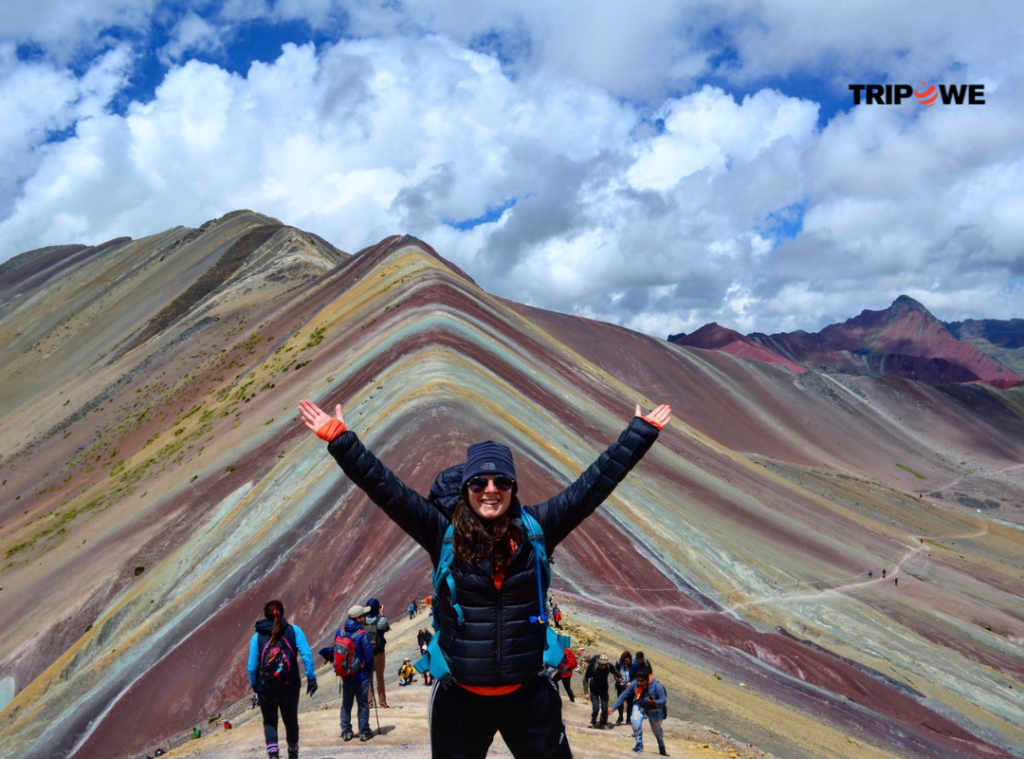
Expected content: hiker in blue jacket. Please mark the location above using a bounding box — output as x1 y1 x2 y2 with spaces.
300 398 671 758
338 604 376 742
612 669 668 755
630 651 653 681
247 600 317 759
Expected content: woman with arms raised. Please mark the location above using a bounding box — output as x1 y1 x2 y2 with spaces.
298 398 671 759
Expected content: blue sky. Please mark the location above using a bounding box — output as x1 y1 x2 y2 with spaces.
1 1 1021 337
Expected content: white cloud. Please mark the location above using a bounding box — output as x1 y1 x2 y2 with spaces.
628 86 818 190
0 0 159 61
0 43 130 220
158 12 226 66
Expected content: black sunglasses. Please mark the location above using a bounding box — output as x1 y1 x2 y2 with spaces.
467 475 515 493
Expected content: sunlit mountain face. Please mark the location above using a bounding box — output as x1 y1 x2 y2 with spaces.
1 213 1023 759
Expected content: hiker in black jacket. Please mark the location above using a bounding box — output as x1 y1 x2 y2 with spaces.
584 654 620 728
299 398 671 759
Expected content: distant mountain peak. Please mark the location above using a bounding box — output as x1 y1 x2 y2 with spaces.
890 294 934 317
671 321 806 373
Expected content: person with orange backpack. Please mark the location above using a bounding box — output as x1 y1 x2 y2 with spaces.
333 604 376 742
556 647 578 702
247 600 317 759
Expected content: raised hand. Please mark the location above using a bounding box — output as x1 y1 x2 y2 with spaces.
635 403 672 431
299 399 347 441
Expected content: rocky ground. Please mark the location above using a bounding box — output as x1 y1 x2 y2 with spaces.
141 615 775 759
150 662 771 759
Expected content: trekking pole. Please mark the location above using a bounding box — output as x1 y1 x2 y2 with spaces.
370 680 381 736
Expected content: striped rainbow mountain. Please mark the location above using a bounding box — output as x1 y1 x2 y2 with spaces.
1 211 1023 758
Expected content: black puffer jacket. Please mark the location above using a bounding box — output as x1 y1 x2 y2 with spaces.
327 416 659 687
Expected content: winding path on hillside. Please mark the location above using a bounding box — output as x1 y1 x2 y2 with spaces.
559 519 990 619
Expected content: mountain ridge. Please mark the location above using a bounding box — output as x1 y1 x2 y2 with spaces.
678 295 1021 388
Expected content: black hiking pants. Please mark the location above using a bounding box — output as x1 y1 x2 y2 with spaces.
258 688 300 753
429 676 574 758
559 676 575 702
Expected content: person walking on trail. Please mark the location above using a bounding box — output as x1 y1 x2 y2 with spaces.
409 600 418 618
613 669 668 755
336 604 376 742
581 652 601 702
363 598 391 708
247 600 317 759
894 575 899 587
882 568 886 579
585 654 620 728
552 604 563 629
299 397 671 759
556 647 578 702
614 651 634 724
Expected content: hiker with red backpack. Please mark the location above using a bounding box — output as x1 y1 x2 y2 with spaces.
299 398 670 759
247 600 317 759
556 647 578 702
333 604 376 742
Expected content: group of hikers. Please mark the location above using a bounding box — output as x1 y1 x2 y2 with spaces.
244 397 672 758
553 645 668 754
866 568 899 586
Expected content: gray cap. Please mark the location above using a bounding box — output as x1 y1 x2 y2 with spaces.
348 604 371 619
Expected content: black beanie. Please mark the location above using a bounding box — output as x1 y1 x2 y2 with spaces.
460 441 517 489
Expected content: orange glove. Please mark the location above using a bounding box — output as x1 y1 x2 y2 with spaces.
636 403 671 431
299 400 347 442
641 414 664 431
316 417 347 442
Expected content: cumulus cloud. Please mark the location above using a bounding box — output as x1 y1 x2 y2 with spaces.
158 12 226 66
0 43 130 220
0 1 1022 337
0 0 159 61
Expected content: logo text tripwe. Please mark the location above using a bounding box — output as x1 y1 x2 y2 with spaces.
849 83 985 107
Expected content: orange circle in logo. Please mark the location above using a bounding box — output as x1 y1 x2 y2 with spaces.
915 82 938 107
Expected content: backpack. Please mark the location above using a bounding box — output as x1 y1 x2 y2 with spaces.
414 509 571 684
333 629 362 678
258 628 297 692
363 620 386 655
562 647 578 671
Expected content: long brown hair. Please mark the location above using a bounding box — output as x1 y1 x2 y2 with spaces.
451 498 516 570
264 600 285 644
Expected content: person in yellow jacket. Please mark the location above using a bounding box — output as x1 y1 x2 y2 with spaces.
398 657 417 686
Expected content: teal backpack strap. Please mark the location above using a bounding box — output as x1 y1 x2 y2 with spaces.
433 525 464 626
521 511 572 669
414 635 454 683
415 525 460 685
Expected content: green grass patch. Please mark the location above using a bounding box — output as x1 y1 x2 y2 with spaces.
896 464 926 479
